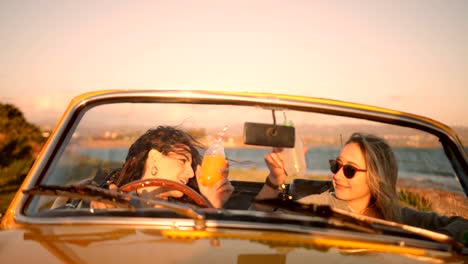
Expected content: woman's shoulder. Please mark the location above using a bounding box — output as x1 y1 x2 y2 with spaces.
297 190 333 205
297 191 350 211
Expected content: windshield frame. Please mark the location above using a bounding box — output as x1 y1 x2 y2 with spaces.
13 90 468 229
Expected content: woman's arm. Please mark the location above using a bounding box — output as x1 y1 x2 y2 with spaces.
255 148 289 200
401 207 468 244
247 149 290 211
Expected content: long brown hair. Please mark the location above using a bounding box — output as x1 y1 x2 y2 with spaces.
346 132 401 221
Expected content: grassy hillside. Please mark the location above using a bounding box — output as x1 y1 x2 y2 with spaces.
0 103 45 217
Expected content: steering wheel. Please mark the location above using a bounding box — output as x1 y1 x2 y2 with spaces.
119 178 213 208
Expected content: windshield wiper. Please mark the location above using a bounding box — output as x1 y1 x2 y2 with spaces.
254 198 380 234
23 185 206 229
254 198 464 253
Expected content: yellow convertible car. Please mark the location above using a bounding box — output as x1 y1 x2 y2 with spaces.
1 90 467 263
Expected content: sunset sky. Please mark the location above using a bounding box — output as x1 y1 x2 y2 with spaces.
0 0 467 127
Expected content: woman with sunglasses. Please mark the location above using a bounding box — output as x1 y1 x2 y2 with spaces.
255 132 467 243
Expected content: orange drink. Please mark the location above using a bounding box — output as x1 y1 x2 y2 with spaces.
199 155 226 186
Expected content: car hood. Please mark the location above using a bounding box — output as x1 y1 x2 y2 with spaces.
0 225 465 264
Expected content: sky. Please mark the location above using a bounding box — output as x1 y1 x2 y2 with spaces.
0 0 467 128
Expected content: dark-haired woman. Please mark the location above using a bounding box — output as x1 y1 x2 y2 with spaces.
91 126 233 209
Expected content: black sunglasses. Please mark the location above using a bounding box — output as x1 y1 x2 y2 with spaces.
329 159 367 179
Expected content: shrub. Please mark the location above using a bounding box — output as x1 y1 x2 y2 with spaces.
398 189 432 212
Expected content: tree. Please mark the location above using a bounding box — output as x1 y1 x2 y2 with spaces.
0 103 45 167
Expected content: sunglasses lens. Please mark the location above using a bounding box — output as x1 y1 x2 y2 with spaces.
343 165 357 179
329 160 340 174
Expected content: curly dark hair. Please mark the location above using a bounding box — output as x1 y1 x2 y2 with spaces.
114 126 203 189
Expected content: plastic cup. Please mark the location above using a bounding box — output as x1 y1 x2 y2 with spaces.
199 155 226 186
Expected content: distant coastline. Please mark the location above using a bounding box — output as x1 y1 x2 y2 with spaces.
76 138 268 149
63 123 468 149
76 137 467 149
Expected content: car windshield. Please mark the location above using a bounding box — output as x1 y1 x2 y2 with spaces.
25 100 466 221
23 96 468 245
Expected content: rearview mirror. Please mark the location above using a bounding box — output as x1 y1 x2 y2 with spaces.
243 122 295 148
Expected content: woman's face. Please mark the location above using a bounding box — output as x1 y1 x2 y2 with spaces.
332 142 371 211
141 147 195 198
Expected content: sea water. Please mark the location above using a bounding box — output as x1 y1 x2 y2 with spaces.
75 146 458 178
72 145 466 193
